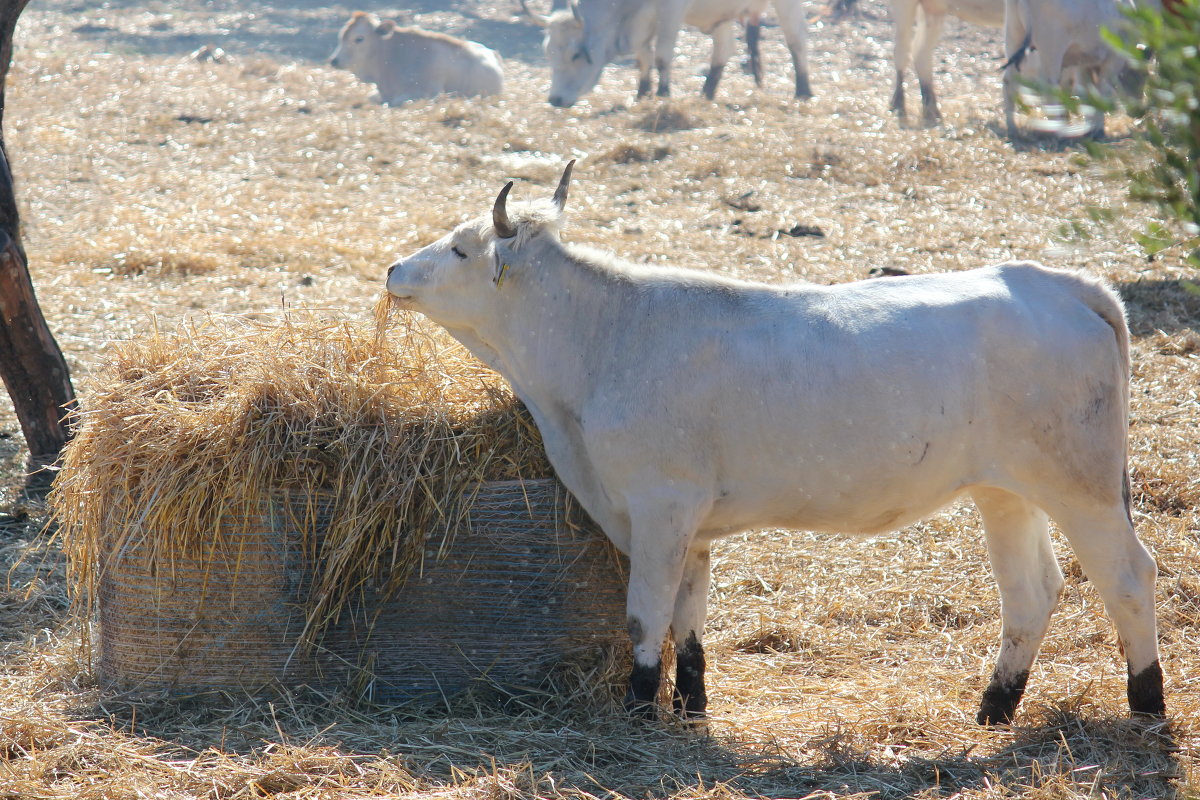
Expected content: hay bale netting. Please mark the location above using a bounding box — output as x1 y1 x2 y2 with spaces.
50 305 630 700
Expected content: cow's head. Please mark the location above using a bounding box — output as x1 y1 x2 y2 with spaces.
534 6 608 107
329 12 389 76
386 161 576 331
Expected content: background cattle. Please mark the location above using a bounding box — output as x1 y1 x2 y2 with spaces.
329 11 504 104
1002 0 1153 138
528 0 811 107
888 0 1003 125
385 163 1165 727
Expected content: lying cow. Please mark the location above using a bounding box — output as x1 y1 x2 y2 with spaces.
385 162 1166 725
1002 0 1152 138
889 0 1003 125
329 12 503 105
527 0 811 107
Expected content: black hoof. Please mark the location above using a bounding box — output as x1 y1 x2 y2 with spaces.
1128 661 1166 718
976 671 1028 726
626 660 661 720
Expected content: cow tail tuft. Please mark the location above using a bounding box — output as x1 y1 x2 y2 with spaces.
1001 30 1033 72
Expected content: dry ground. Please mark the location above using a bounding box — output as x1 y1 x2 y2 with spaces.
1 0 1198 798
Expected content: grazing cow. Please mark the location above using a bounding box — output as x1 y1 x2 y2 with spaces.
888 0 1003 125
329 12 503 105
526 0 811 107
385 162 1166 725
1002 0 1152 138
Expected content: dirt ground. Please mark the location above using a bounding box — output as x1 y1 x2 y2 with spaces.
1 0 1198 798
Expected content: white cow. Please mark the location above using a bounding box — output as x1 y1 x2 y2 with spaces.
527 0 811 107
1002 0 1151 138
329 12 503 105
385 162 1166 724
888 0 1003 125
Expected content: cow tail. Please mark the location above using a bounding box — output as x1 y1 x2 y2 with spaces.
1075 275 1135 525
1001 29 1033 72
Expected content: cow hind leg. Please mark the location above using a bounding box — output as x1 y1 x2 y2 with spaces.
744 17 763 87
773 0 812 99
671 546 712 718
972 488 1064 725
702 21 737 100
888 0 918 120
1048 501 1165 718
912 7 946 125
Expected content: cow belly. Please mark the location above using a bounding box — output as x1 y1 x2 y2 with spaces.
700 426 978 537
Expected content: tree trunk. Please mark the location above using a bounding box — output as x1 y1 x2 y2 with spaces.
0 0 76 478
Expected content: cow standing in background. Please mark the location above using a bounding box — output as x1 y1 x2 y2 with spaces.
527 0 811 107
384 162 1166 726
329 12 504 104
1002 0 1155 138
888 0 1003 125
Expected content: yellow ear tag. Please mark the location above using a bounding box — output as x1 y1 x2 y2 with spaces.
494 262 510 289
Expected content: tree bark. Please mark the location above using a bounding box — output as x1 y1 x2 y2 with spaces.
0 0 76 475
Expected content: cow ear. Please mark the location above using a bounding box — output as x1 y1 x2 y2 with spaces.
492 238 520 288
377 18 396 34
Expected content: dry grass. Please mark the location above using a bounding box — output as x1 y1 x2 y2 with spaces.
1 0 1198 798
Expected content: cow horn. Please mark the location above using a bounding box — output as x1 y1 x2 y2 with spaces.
552 159 575 212
518 0 551 26
493 181 517 239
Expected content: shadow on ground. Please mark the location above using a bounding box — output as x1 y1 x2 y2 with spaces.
38 0 546 65
1119 277 1200 336
77 685 1184 800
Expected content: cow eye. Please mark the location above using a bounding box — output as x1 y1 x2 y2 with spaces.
571 50 585 63
354 36 365 44
451 246 467 259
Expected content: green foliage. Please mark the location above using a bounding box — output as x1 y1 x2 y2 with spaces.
1109 0 1200 266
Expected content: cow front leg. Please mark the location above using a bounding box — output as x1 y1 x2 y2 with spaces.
635 45 654 100
672 546 712 718
622 492 707 718
653 0 687 97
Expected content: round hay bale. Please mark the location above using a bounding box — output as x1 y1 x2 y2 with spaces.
97 479 628 700
50 308 630 701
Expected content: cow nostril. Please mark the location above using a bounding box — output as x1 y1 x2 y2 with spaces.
387 264 396 278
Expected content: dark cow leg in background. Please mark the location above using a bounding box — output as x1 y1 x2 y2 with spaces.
976 669 1029 725
1128 660 1166 717
745 22 763 87
656 64 671 97
891 72 905 116
637 76 652 98
625 659 661 718
673 632 707 718
792 52 812 99
919 78 941 125
702 64 724 100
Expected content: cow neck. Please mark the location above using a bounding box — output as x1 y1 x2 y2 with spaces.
490 235 617 408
